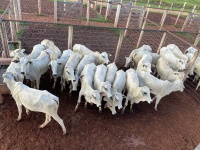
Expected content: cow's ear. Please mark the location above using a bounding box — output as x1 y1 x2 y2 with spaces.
12 59 20 63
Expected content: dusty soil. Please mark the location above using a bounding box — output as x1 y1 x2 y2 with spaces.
1 1 200 150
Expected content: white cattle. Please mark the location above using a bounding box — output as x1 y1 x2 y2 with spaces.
72 54 96 91
9 49 26 58
167 44 188 61
160 47 187 71
20 44 46 75
94 64 112 99
184 46 198 54
41 39 61 58
74 63 102 112
63 52 82 92
136 54 152 73
73 44 93 55
6 58 24 82
103 70 126 114
124 45 152 68
157 57 185 82
105 62 118 85
3 72 66 135
26 50 52 89
137 71 184 111
73 44 110 64
121 69 152 114
193 59 200 90
49 49 73 90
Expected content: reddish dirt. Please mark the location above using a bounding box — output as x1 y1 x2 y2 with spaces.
1 2 200 150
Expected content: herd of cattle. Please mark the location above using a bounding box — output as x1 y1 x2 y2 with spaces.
2 39 200 135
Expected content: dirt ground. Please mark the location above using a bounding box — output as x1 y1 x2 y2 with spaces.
1 1 200 150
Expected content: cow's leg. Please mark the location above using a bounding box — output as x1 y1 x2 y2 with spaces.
69 82 72 93
36 78 40 89
196 80 200 90
121 96 129 114
84 101 87 108
16 103 22 121
154 95 162 111
51 113 66 135
130 101 134 113
60 77 64 91
39 114 51 128
74 91 83 112
52 77 57 89
26 108 30 115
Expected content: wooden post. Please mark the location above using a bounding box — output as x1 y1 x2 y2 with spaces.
80 0 83 23
114 29 124 63
64 0 66 11
9 8 17 41
94 1 97 10
175 2 187 25
133 0 137 6
146 0 150 7
160 9 168 30
158 0 162 8
38 0 41 15
12 0 19 32
138 7 145 28
100 1 103 14
114 4 121 27
17 0 22 20
68 26 73 50
105 0 111 20
136 19 147 48
181 13 190 31
145 4 151 20
54 0 57 23
124 10 132 36
157 32 167 53
194 31 200 47
0 23 9 58
86 0 90 26
170 0 174 10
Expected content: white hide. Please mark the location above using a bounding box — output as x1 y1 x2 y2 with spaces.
184 46 198 54
94 64 112 98
49 49 73 90
26 50 52 89
157 57 185 82
105 62 118 85
136 54 152 73
160 47 186 71
41 39 61 58
75 63 102 112
2 72 66 135
137 71 184 111
122 69 152 114
73 44 93 55
20 44 46 75
167 44 188 61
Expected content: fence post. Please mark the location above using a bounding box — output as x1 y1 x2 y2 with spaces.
68 26 73 50
138 7 145 28
124 9 132 36
54 0 57 23
133 0 137 6
158 0 162 8
146 0 150 7
9 7 17 41
94 0 97 10
17 0 22 20
181 13 190 31
12 0 19 32
86 0 90 26
114 29 124 63
0 23 9 58
114 4 121 27
105 0 111 20
175 2 187 25
80 0 83 23
64 0 66 11
157 32 167 53
38 0 41 15
160 8 168 30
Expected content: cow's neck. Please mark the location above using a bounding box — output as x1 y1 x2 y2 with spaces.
6 78 16 93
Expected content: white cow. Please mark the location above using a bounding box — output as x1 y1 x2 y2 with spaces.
63 52 82 92
2 72 66 135
26 50 52 89
167 44 188 61
105 62 118 85
121 69 152 114
20 44 46 75
160 47 187 71
124 45 152 68
49 49 73 90
104 70 126 114
73 44 93 55
72 54 96 91
74 63 102 112
41 39 61 58
184 46 198 54
157 57 185 82
94 64 112 99
137 71 184 111
136 54 152 73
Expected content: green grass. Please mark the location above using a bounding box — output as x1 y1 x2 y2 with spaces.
17 28 24 37
20 22 29 27
35 13 47 16
82 12 112 23
0 9 4 14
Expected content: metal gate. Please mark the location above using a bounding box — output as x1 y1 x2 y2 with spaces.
57 0 83 24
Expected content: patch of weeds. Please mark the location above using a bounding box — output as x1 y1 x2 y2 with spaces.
110 28 121 36
20 22 29 27
17 28 24 37
35 13 47 17
0 9 4 14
